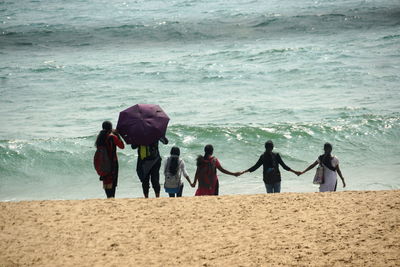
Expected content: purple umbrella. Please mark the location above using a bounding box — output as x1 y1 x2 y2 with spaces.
117 104 170 145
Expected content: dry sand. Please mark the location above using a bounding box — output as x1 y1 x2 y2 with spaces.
0 190 399 266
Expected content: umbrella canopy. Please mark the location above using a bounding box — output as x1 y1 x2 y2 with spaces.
117 104 170 145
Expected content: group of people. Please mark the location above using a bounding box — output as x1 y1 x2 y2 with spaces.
95 121 346 199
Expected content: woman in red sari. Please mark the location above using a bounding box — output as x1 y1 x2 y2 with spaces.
193 144 239 196
95 121 125 198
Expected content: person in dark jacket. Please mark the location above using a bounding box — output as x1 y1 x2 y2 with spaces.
131 136 168 198
240 140 301 193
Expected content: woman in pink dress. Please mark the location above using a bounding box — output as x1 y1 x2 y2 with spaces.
193 144 239 196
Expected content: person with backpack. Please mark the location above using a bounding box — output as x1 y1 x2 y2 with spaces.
131 136 168 198
240 140 301 193
300 143 346 192
193 144 240 196
94 121 125 198
163 146 193 197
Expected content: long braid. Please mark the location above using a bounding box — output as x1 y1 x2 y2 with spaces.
169 147 180 175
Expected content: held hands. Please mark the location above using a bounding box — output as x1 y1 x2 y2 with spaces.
236 171 247 177
237 169 303 177
292 170 303 176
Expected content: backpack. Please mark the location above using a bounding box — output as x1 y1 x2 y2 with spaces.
263 153 280 183
139 143 159 160
197 158 217 189
93 146 112 177
164 157 182 189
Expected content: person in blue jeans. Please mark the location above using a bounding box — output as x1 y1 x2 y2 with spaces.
240 140 301 193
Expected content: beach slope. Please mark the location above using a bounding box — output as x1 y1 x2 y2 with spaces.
0 190 399 266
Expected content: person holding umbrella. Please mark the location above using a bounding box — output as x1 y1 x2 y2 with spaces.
117 104 171 198
131 136 168 198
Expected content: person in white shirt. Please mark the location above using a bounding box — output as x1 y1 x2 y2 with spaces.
164 146 193 197
301 143 346 192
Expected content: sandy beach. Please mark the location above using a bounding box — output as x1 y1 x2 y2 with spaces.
0 190 399 266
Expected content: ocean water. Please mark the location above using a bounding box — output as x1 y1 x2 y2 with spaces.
1 0 399 201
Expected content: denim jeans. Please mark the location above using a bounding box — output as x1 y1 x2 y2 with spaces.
168 184 184 197
265 182 281 193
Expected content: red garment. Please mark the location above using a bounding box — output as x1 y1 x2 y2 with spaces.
108 134 125 157
195 156 221 196
102 134 124 187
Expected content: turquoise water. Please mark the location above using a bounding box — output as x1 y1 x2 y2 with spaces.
1 0 399 200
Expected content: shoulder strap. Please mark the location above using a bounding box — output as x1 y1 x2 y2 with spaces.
320 155 337 172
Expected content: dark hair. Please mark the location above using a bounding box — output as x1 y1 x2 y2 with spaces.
265 140 274 151
324 142 333 152
196 144 214 166
95 121 112 148
102 121 112 131
320 142 334 170
168 146 180 175
204 144 213 158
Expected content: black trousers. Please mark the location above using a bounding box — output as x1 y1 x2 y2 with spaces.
141 160 161 196
104 161 118 198
105 186 116 198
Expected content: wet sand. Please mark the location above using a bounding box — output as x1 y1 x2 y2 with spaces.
0 190 399 266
